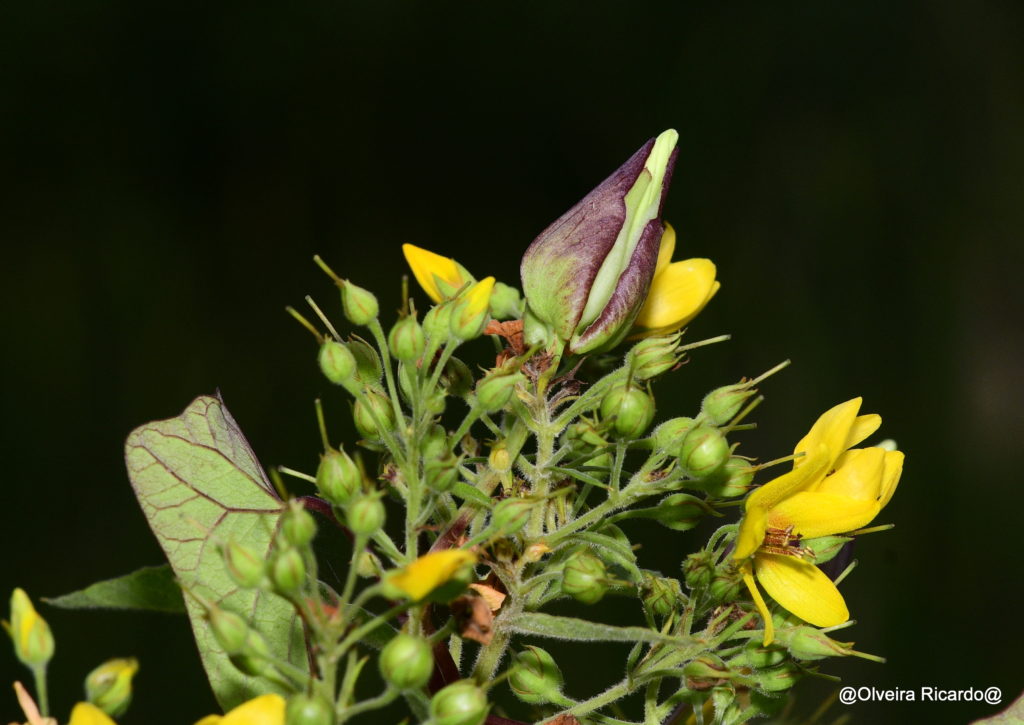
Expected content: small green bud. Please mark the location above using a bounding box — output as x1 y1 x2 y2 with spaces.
683 653 731 688
399 363 445 415
642 574 684 618
600 383 656 438
318 340 358 388
207 606 249 655
701 457 754 498
429 680 490 725
357 550 383 578
346 495 386 536
340 280 379 325
422 303 453 343
388 315 426 362
800 535 852 565
281 504 317 548
353 388 397 441
653 493 710 532
84 657 138 717
561 551 608 604
701 382 756 426
315 447 361 505
651 416 696 451
787 626 857 661
421 424 448 460
488 281 522 320
628 333 682 381
755 661 802 692
566 420 608 448
379 633 434 690
737 639 788 669
707 571 742 605
679 424 730 478
441 356 473 398
491 497 533 534
510 645 566 705
682 550 715 591
231 629 274 677
449 278 495 340
424 453 460 492
711 684 738 722
475 369 525 411
221 539 266 589
488 440 512 473
271 547 307 595
285 694 334 725
6 589 54 669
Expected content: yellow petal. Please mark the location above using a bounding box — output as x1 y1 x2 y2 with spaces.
402 244 469 304
654 223 676 276
793 399 861 469
389 550 477 601
68 703 116 725
847 414 881 449
634 258 718 331
734 504 767 560
221 694 286 725
462 277 495 318
878 449 904 508
194 718 222 725
818 447 886 499
754 553 849 628
745 444 830 513
768 491 881 538
740 563 775 645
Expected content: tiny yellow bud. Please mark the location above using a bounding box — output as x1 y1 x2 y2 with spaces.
6 588 55 668
387 550 477 601
85 657 139 717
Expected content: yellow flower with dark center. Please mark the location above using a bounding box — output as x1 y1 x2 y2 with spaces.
193 694 285 725
402 244 475 303
633 224 719 335
388 550 477 601
733 398 903 645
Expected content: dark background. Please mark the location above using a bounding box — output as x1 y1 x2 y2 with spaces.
3 1 1022 723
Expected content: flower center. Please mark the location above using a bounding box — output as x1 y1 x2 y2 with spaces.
760 525 812 558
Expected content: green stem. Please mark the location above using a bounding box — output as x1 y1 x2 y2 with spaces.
563 678 632 719
32 665 48 718
339 533 369 618
338 686 400 722
368 320 406 431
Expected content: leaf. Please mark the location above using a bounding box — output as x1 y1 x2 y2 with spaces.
125 393 306 709
510 612 694 646
46 564 185 613
451 481 493 507
974 690 1024 724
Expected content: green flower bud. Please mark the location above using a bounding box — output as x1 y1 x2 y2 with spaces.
6 588 54 668
422 303 453 343
441 356 473 398
642 574 684 618
450 278 495 340
353 389 397 441
628 333 682 380
651 417 696 452
271 547 307 595
84 657 138 717
221 539 266 589
281 504 317 548
346 495 386 536
488 281 522 320
566 420 608 448
399 363 445 415
421 424 448 460
510 646 566 705
488 440 512 473
429 680 490 725
683 653 731 689
682 550 715 591
231 629 274 677
787 626 857 661
207 606 249 655
701 383 756 426
737 639 788 669
356 550 382 578
388 316 426 362
755 661 802 692
701 457 753 498
424 453 460 493
318 340 357 389
679 424 729 478
561 551 608 604
475 369 525 411
653 493 710 532
285 694 334 725
315 447 361 505
379 633 434 691
707 570 742 605
801 535 852 565
491 497 533 534
340 280 379 325
600 383 655 438
711 684 738 722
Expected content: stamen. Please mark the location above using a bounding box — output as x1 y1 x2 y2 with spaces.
760 525 812 558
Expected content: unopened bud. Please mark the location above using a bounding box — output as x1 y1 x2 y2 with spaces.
566 420 608 448
679 424 730 478
683 653 731 688
737 639 788 669
488 440 512 473
642 574 684 618
346 495 386 536
755 661 802 692
429 680 490 725
600 383 655 438
356 550 382 578
316 447 361 505
707 571 742 605
702 457 753 498
441 357 473 398
510 646 566 705
281 504 317 548
318 341 357 389
85 657 138 717
651 416 695 451
353 389 397 441
476 369 525 411
787 626 857 661
425 454 460 493
379 633 434 690
488 281 522 320
285 694 334 725
421 424 448 460
340 280 379 326
422 303 453 344
231 629 274 677
561 551 608 604
388 316 426 362
6 588 55 668
491 497 533 534
682 551 715 591
271 547 307 595
207 606 249 655
653 493 710 532
450 278 495 340
628 333 682 380
701 382 756 426
221 539 266 589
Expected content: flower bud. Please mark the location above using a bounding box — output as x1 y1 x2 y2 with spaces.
281 504 317 548
221 539 267 589
679 424 730 478
285 694 334 725
476 369 524 412
316 447 361 505
403 244 475 303
651 416 696 451
754 661 802 692
737 639 788 669
561 551 608 604
441 357 474 398
207 606 249 655
85 657 138 717
349 338 383 385
340 280 379 326
653 493 710 532
488 281 522 320
628 333 682 380
356 550 382 578
707 571 742 605
386 550 477 602
346 495 386 536
701 383 756 426
510 646 566 705
424 453 460 493
711 684 738 722
353 389 397 441
450 278 496 340
318 340 357 389
422 302 454 343
566 419 608 448
429 680 490 725
642 574 684 618
488 440 512 473
683 653 731 688
271 547 307 595
6 588 55 668
682 550 715 591
787 626 857 661
600 384 655 438
388 315 426 363
801 536 852 565
231 629 274 677
701 457 753 498
521 130 679 354
491 497 533 534
379 633 434 690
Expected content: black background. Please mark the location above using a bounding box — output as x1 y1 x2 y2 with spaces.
2 1 1023 723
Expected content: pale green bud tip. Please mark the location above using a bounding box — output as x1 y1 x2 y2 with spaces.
221 539 266 589
85 657 139 717
388 316 426 362
285 693 334 725
476 369 525 411
561 551 608 604
629 333 682 380
340 280 379 325
318 340 358 387
271 547 307 594
353 389 397 441
316 447 361 505
510 646 565 705
701 383 756 426
207 606 249 654
7 588 55 667
281 503 317 548
346 495 386 536
651 417 695 451
654 493 709 532
787 626 857 661
379 633 434 690
429 681 490 725
600 383 656 438
682 551 715 591
488 281 522 320
682 653 730 684
679 424 730 477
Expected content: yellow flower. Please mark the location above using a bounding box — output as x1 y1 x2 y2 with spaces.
68 702 116 725
387 550 477 601
402 244 475 303
193 694 285 725
633 224 719 335
5 588 55 668
733 398 903 645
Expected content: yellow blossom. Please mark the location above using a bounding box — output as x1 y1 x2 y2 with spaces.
193 694 285 725
402 244 475 303
387 550 477 601
67 702 116 725
733 398 903 644
633 224 719 335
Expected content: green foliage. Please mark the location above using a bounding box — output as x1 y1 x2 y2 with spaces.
46 565 185 614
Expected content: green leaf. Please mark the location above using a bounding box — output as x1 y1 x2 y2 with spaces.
511 612 694 646
974 690 1024 724
125 393 306 709
46 564 185 613
450 481 492 508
